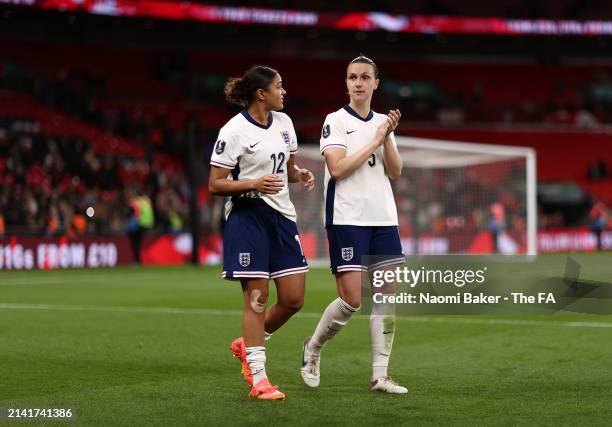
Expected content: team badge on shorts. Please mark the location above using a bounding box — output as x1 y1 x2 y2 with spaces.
341 247 354 261
239 252 251 267
280 131 290 144
215 139 226 154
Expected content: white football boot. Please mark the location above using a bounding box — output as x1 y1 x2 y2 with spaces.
368 376 408 394
300 337 320 388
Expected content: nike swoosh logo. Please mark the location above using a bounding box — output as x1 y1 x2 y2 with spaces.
383 331 393 335
301 342 307 367
249 141 261 148
346 130 357 134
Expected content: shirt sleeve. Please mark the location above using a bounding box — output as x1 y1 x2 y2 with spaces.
320 114 346 155
210 127 242 169
289 119 298 154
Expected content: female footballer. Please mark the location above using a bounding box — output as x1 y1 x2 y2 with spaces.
301 55 407 394
209 65 315 400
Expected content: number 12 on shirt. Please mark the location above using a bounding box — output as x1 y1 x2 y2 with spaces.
271 152 286 174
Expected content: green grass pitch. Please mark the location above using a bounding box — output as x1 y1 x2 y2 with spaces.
1 254 611 426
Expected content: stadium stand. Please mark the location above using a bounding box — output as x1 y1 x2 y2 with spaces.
0 14 610 239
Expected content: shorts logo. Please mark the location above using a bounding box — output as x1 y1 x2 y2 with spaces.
341 247 353 261
239 252 251 267
280 131 290 144
215 139 226 154
322 124 331 139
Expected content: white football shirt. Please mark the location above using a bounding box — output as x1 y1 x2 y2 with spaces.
211 110 298 221
320 105 399 227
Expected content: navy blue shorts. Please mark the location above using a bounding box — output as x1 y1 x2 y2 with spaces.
223 199 308 280
327 225 405 274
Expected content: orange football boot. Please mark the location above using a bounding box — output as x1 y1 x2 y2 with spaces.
248 378 286 401
230 337 253 386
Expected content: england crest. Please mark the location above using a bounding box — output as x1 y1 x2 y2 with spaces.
215 139 226 154
341 247 353 261
239 252 251 267
280 131 290 144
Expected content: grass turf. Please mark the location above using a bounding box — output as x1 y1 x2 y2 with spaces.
1 253 611 426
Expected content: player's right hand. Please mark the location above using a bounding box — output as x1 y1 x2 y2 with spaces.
375 121 390 145
254 174 284 194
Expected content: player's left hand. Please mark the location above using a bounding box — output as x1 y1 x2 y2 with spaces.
298 168 315 192
386 109 401 135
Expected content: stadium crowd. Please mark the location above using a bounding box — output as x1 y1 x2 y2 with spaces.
0 119 189 237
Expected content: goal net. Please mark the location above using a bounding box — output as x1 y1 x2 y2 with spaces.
292 136 537 263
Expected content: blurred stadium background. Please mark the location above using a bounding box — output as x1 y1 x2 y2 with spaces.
1 0 611 269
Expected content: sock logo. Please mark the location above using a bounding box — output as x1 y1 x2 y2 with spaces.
239 252 251 267
341 247 354 261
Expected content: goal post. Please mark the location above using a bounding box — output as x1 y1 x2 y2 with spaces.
293 135 537 264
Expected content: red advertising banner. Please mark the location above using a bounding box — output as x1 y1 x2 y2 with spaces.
538 229 612 253
0 236 127 270
0 229 607 270
0 233 223 270
2 1 612 36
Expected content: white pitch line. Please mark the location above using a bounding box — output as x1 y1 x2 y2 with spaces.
0 274 199 286
0 303 611 329
397 316 612 329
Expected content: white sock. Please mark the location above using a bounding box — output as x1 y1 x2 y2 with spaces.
308 297 359 355
245 346 267 385
370 310 395 379
264 331 273 341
